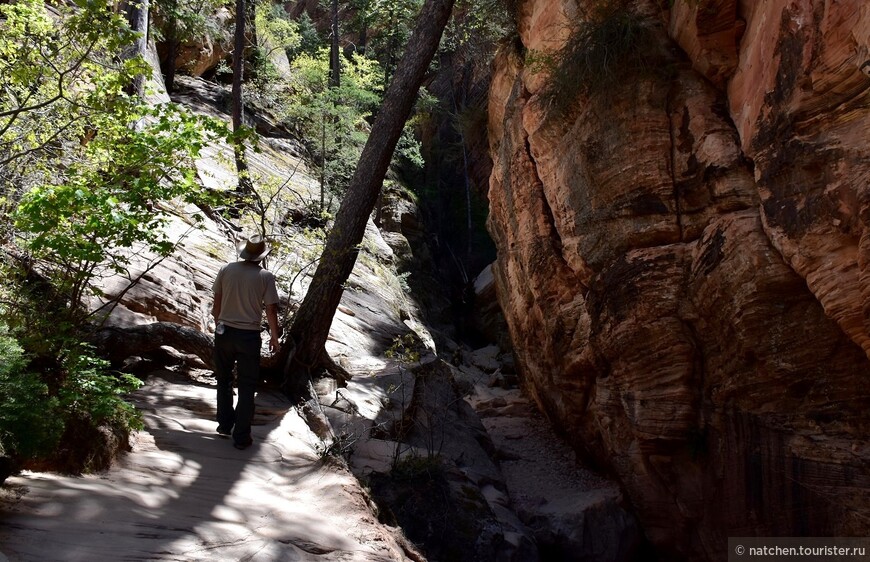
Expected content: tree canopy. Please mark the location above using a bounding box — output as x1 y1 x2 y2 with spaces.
0 0 227 470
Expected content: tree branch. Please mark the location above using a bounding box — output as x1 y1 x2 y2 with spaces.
93 321 214 369
0 35 98 120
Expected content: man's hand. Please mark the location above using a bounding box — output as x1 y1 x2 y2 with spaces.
212 293 222 325
265 303 281 354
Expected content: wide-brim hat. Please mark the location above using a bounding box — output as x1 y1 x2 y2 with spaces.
237 235 271 261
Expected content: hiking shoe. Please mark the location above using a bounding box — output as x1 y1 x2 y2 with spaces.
233 437 253 450
216 425 233 436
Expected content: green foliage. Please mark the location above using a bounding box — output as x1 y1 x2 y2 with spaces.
57 349 143 432
0 0 227 470
1 0 229 319
150 0 229 48
395 121 425 172
0 264 144 468
257 2 302 54
385 332 423 363
533 0 662 116
283 47 384 198
13 103 228 315
248 2 302 97
0 0 141 180
348 0 423 79
290 47 384 115
0 325 142 464
0 330 62 460
390 451 443 480
288 13 323 59
441 0 516 60
0 0 227 318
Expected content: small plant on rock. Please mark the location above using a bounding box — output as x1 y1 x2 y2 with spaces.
534 0 664 116
385 333 423 364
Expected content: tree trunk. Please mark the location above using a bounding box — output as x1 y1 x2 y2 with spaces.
244 0 258 79
282 0 456 394
324 0 340 210
125 0 150 98
165 35 179 94
329 0 341 89
164 0 179 94
320 113 327 209
232 0 252 193
384 6 398 88
231 0 246 131
358 22 367 56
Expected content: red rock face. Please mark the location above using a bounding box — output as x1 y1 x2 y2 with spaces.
487 0 870 558
730 1 870 358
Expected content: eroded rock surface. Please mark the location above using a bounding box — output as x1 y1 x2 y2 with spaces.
487 0 870 558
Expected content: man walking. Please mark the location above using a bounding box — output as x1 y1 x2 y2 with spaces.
212 235 280 450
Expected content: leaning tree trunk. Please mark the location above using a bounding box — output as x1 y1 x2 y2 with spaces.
282 0 456 393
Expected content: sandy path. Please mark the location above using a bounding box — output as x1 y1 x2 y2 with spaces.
0 370 409 562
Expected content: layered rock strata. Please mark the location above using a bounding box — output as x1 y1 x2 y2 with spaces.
487 0 870 559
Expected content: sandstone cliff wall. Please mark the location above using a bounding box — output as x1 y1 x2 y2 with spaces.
487 0 870 558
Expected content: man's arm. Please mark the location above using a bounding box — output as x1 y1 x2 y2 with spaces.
265 303 280 352
212 293 222 324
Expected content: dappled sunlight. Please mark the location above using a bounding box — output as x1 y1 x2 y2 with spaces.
0 370 409 561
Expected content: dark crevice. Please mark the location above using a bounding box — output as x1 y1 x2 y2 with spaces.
666 81 685 241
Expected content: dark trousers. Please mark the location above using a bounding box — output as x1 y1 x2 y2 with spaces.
213 326 261 444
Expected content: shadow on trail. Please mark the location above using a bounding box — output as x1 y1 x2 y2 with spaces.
0 369 380 561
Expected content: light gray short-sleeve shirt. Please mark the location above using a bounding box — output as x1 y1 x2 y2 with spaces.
213 261 280 331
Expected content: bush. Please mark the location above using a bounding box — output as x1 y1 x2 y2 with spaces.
57 349 143 435
0 324 143 472
0 330 62 460
534 0 663 116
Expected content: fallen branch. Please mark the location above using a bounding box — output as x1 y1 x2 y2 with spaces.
94 322 214 369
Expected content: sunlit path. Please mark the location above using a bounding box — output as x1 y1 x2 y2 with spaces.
0 370 410 562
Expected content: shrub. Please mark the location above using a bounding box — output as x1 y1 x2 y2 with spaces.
534 0 664 116
0 322 142 471
0 330 62 460
391 451 443 480
57 348 143 434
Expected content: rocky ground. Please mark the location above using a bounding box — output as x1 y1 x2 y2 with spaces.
454 345 641 561
313 337 641 561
